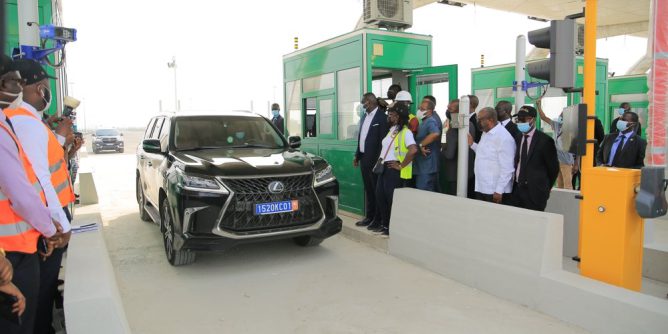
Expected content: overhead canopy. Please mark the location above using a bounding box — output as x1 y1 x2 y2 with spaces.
414 0 650 38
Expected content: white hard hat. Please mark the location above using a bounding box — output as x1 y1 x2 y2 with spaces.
395 90 412 102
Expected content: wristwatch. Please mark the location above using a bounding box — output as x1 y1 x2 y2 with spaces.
0 248 5 257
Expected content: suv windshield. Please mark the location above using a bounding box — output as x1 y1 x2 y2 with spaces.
95 129 120 136
173 116 286 151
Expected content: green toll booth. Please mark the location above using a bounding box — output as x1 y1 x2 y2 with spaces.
608 74 649 138
471 58 609 136
283 29 458 215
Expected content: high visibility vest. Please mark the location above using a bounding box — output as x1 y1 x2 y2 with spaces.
0 120 45 254
3 108 75 207
392 126 413 180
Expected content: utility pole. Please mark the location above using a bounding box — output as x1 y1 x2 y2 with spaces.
167 57 179 113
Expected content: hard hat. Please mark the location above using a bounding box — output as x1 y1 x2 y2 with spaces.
395 90 412 102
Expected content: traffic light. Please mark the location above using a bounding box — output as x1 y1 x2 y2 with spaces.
527 19 577 89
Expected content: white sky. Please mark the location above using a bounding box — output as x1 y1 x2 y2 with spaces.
61 0 648 129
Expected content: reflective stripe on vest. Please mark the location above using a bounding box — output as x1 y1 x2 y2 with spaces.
393 126 413 179
0 120 44 253
3 107 75 206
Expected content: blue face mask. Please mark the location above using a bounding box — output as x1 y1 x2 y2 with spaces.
235 131 246 140
517 122 531 133
272 110 279 117
616 120 630 132
617 108 626 116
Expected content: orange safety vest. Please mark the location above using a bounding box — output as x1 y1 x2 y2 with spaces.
3 108 75 206
0 120 46 253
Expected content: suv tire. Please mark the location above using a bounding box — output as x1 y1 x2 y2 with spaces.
293 236 324 247
161 198 196 266
136 176 151 222
118 148 124 153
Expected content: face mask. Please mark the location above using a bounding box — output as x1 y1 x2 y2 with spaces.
358 105 366 117
39 86 52 113
616 120 630 132
0 91 23 110
617 108 625 116
517 122 531 133
556 116 563 124
272 110 279 117
417 109 426 120
235 131 245 140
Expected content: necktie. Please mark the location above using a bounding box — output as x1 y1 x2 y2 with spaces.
519 135 529 183
611 135 626 166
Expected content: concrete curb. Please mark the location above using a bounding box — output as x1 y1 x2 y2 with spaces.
339 211 389 253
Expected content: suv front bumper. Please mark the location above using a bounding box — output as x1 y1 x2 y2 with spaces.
170 178 342 251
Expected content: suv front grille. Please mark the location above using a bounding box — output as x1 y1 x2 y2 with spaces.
218 174 323 232
102 138 117 143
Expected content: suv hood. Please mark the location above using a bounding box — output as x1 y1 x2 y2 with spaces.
172 148 325 177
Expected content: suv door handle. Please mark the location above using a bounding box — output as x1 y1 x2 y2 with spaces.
139 155 146 160
147 161 153 167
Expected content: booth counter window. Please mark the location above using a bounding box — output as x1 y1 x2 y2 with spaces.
303 73 334 93
286 80 302 137
337 67 361 140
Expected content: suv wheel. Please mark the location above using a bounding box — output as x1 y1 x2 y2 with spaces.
161 198 196 266
136 176 151 222
293 236 324 247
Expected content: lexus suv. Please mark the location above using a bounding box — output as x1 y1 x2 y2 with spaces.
136 112 342 266
93 128 124 153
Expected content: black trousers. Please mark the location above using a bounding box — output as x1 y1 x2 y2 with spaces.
0 252 40 334
512 183 547 211
360 158 380 222
375 165 403 229
34 206 70 334
475 192 512 205
444 178 475 197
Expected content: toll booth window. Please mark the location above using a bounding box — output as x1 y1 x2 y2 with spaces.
337 67 361 139
304 97 317 138
303 73 334 92
372 77 393 98
319 99 333 136
286 80 302 137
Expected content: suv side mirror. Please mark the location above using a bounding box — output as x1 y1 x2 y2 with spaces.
288 136 301 149
142 139 163 154
636 167 668 218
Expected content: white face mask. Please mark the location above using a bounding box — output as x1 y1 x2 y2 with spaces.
39 87 51 113
417 109 426 120
0 91 24 110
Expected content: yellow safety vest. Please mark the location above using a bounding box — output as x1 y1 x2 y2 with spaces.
393 126 413 180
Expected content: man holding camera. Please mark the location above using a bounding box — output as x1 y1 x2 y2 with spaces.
3 59 75 334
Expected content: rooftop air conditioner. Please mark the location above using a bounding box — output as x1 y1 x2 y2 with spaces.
363 0 413 30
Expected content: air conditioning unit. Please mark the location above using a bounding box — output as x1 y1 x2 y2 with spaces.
363 0 413 30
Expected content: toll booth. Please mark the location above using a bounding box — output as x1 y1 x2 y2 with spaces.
608 74 649 138
471 58 609 135
4 0 66 117
283 28 458 214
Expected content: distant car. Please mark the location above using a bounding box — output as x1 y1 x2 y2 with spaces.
93 128 124 153
135 112 342 266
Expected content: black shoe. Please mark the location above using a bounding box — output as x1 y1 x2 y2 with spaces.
355 218 372 227
380 229 389 237
370 225 385 233
572 256 581 262
367 222 382 231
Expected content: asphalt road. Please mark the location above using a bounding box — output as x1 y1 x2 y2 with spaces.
79 133 587 334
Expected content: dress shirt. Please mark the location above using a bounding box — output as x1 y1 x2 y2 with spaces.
8 102 71 232
501 119 511 127
0 112 56 237
516 127 536 180
608 131 634 165
358 107 378 153
471 123 516 195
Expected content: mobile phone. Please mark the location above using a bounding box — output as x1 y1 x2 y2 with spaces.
0 290 21 325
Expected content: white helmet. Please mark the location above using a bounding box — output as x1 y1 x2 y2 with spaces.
395 90 412 102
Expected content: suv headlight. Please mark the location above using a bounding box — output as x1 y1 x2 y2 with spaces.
314 165 336 187
182 174 222 190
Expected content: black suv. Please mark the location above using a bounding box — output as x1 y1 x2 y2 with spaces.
136 112 342 266
93 128 124 153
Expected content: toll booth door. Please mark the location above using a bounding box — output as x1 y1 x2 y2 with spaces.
408 65 459 120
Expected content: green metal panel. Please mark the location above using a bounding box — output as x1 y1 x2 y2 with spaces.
284 36 362 82
4 0 59 117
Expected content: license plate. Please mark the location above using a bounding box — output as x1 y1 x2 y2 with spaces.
254 200 299 215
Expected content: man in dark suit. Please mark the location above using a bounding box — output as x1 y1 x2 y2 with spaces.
467 95 482 143
596 111 646 169
441 99 476 197
354 93 388 229
610 102 642 136
496 100 519 139
512 106 560 211
270 103 284 135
